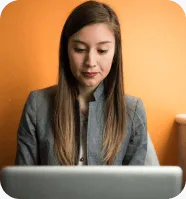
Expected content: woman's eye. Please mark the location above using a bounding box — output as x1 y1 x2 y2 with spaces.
74 48 86 53
98 50 108 54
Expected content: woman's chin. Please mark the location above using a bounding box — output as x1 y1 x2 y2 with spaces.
80 79 101 88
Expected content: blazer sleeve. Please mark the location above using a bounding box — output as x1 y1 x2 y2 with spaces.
123 98 147 165
15 91 38 165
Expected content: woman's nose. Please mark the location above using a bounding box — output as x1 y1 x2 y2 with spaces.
85 51 97 67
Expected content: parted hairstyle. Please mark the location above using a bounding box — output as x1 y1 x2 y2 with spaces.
54 0 126 165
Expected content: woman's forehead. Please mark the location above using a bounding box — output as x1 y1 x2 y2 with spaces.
70 23 115 45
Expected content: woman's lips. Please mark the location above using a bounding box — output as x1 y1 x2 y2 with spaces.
82 72 98 77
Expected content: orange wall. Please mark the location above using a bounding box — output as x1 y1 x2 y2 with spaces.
0 0 186 168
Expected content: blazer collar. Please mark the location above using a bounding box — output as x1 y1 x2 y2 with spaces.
92 81 104 101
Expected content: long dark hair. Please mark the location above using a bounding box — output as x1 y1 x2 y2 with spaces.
54 0 126 165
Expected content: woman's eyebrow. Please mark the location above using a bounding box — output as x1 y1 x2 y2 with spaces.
72 39 112 45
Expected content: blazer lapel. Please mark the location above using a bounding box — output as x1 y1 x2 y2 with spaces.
87 99 105 165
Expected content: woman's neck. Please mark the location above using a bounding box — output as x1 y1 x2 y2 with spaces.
78 84 96 103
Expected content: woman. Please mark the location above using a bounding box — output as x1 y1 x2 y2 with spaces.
15 0 149 166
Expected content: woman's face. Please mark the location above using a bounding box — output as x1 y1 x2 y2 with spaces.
67 23 115 90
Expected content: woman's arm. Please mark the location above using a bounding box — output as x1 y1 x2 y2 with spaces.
145 132 159 165
0 91 38 199
15 91 38 165
123 98 147 165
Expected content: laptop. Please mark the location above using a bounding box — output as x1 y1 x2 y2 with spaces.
1 166 183 199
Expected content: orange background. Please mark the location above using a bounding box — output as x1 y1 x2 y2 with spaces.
0 0 186 168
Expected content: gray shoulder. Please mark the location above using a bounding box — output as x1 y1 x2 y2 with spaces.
34 84 57 97
125 94 142 115
26 85 58 118
30 85 57 106
125 95 147 128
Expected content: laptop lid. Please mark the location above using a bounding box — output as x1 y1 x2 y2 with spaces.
1 166 183 199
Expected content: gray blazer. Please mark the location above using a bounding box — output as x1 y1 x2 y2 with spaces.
15 82 158 165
